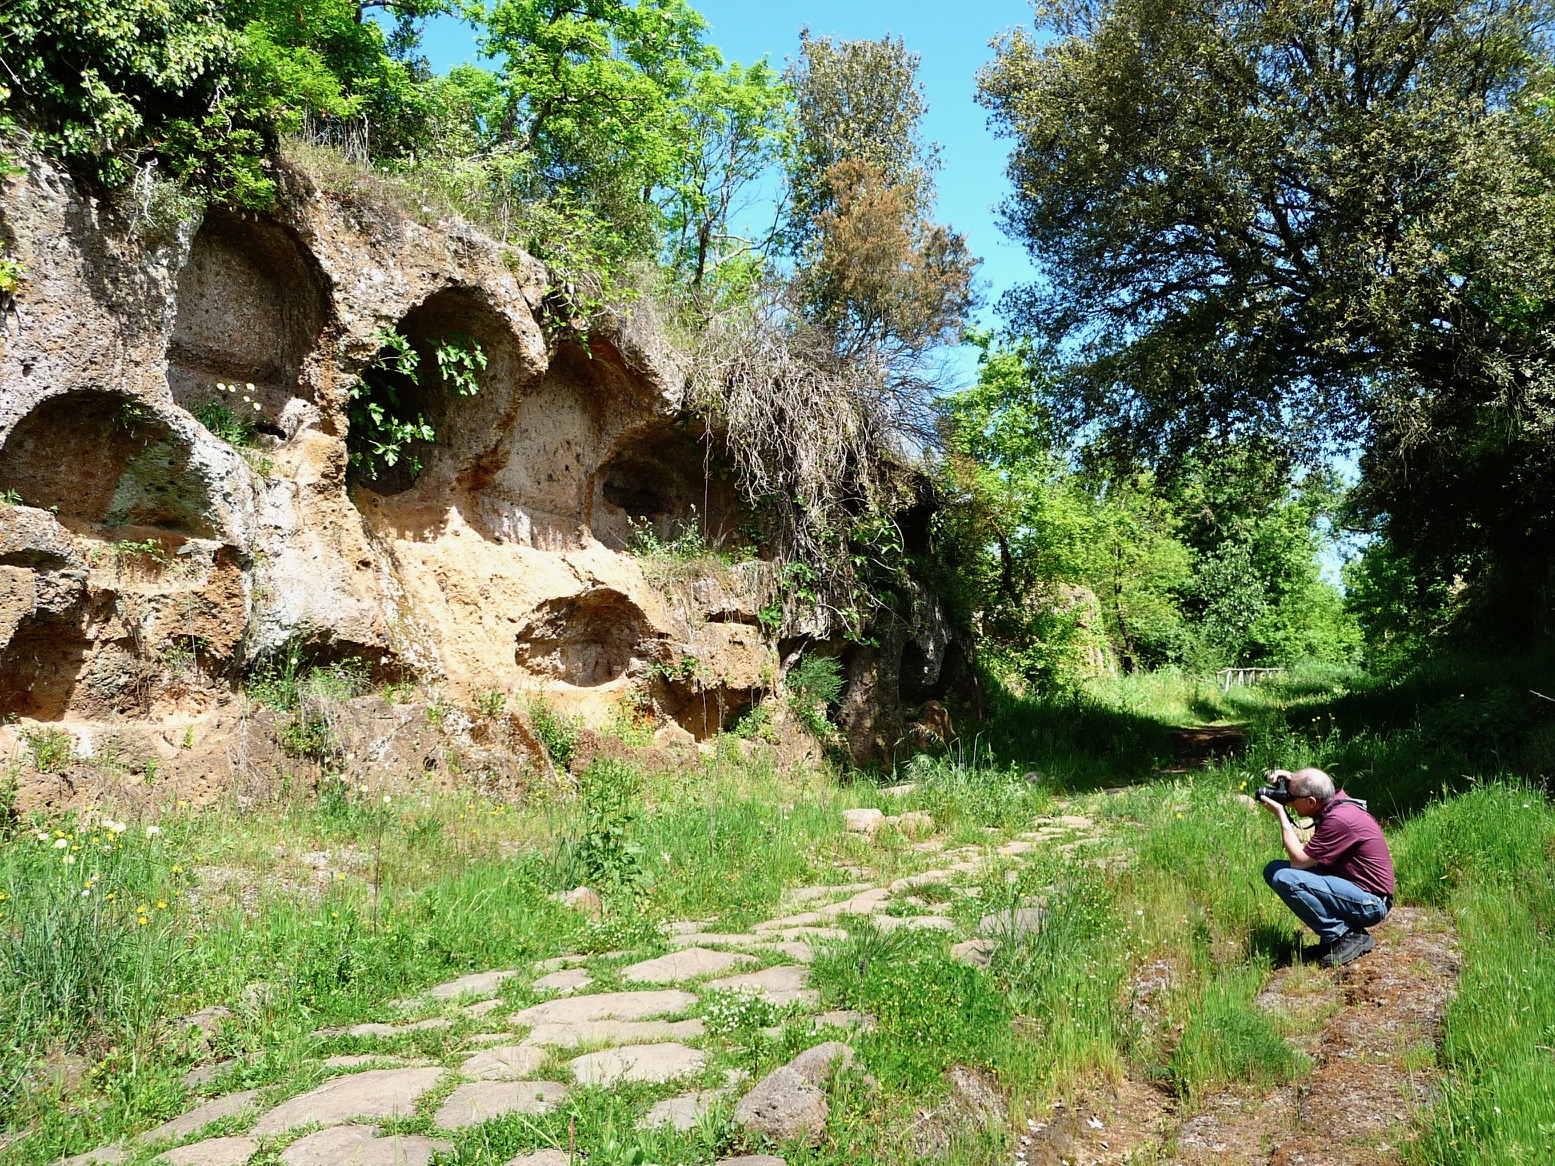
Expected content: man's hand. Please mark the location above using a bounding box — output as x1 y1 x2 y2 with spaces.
1259 795 1288 818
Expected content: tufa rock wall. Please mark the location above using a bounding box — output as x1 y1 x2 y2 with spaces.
0 154 959 805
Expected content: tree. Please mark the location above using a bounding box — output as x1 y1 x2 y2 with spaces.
661 58 789 293
783 32 978 439
978 0 1555 633
783 31 938 248
479 0 723 255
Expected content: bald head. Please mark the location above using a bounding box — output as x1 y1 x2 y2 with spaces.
1288 768 1335 803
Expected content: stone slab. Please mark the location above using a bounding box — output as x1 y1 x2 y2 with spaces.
521 1018 705 1048
465 998 505 1018
813 1010 875 1032
345 1017 451 1038
511 989 696 1027
874 914 956 933
321 1054 421 1069
753 941 814 962
619 948 757 984
638 1089 725 1131
533 969 592 993
427 969 520 1000
278 1126 451 1166
534 955 588 971
60 1149 127 1166
717 1158 788 1166
139 1089 262 1143
252 1067 444 1134
666 932 762 948
569 1042 706 1086
460 1044 550 1080
502 1153 571 1166
154 1137 257 1166
705 965 816 1006
434 1080 567 1130
780 883 873 907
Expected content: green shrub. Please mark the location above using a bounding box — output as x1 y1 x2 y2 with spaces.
19 728 72 773
527 698 580 771
785 653 843 740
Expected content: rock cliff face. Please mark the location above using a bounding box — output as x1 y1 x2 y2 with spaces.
0 155 957 808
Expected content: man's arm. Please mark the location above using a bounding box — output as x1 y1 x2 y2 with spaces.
1260 796 1318 868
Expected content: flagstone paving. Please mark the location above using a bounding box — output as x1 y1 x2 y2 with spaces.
64 808 1121 1166
138 1089 262 1144
460 1044 551 1080
277 1126 451 1166
154 1136 258 1166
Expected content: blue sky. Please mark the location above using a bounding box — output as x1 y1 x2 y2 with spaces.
413 1 1043 364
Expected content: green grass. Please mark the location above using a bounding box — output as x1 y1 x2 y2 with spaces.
6 651 1555 1163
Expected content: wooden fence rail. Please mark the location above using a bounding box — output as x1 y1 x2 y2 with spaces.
1216 666 1285 693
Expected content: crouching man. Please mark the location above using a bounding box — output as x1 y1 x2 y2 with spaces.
1260 767 1395 968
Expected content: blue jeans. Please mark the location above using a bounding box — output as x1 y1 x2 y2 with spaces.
1263 860 1389 943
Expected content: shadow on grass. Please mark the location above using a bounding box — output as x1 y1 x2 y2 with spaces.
1247 922 1300 969
968 671 1178 792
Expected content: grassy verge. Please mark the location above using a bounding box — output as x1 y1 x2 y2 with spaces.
4 650 1554 1163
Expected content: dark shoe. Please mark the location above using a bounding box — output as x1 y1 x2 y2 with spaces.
1300 940 1332 963
1318 930 1375 968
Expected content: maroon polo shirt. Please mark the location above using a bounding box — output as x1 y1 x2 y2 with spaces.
1304 790 1395 898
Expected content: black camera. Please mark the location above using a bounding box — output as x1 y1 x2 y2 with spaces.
1256 770 1294 804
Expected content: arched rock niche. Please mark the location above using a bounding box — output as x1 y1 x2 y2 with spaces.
0 393 236 720
513 589 664 687
0 390 216 539
350 286 527 503
168 210 328 433
589 423 745 552
475 339 658 550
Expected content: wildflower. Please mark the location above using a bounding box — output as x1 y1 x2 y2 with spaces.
146 825 161 837
61 855 75 865
53 838 68 850
156 901 167 910
35 830 49 842
171 865 182 874
110 821 126 834
136 918 148 927
383 794 392 804
81 889 91 897
106 892 115 901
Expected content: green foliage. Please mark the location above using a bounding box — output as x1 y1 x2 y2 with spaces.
347 329 484 486
979 0 1555 638
19 728 72 773
935 334 1359 680
527 698 580 771
569 759 646 895
785 653 843 740
191 385 260 448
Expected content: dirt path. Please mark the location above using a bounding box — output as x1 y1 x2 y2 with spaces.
1019 907 1459 1166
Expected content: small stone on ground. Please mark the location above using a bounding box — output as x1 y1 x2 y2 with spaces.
733 1066 829 1145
